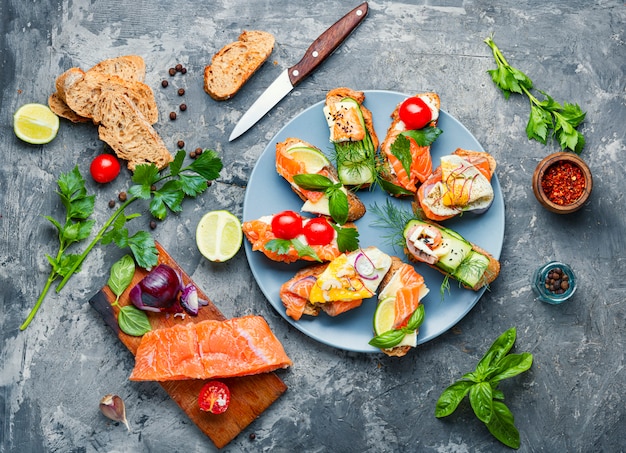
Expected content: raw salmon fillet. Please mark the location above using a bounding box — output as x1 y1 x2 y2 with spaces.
129 316 292 381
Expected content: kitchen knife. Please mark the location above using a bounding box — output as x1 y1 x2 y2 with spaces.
228 2 369 141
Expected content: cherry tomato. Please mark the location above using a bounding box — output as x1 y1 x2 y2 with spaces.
303 217 335 245
90 154 121 183
398 96 432 130
198 380 230 414
271 210 303 240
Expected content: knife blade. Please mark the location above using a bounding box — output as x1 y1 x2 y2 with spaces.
228 2 369 141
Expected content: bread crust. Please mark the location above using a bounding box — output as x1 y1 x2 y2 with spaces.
204 30 275 101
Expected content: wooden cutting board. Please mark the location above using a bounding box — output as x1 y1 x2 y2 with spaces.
88 242 288 449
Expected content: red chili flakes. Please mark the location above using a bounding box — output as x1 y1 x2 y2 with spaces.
541 162 585 205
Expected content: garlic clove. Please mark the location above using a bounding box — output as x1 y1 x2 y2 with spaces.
100 394 130 431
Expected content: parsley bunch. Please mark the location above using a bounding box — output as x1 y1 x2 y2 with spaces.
485 36 586 154
20 150 222 330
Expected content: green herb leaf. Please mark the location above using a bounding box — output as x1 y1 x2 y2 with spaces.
486 401 520 449
481 327 516 367
179 173 209 197
132 163 160 186
435 380 474 418
293 173 335 190
265 238 320 261
401 126 443 147
405 304 425 331
128 231 158 269
168 150 186 176
368 329 407 349
389 134 412 175
469 381 494 424
333 224 359 253
188 150 223 180
117 305 152 336
290 238 321 262
327 187 349 225
108 255 136 304
487 352 533 384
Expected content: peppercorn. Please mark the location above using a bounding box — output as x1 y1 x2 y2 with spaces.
175 64 183 72
118 192 127 202
168 68 176 76
108 200 116 209
161 80 168 88
169 112 177 120
177 88 185 96
177 140 185 148
149 220 157 230
195 147 202 155
189 150 196 159
181 67 187 74
543 267 570 294
150 185 157 192
179 103 187 111
249 433 256 440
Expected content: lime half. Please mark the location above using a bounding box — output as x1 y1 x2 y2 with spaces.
13 103 60 144
373 297 396 336
196 210 243 262
287 146 330 174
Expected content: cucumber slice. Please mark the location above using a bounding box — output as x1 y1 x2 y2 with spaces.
453 251 490 288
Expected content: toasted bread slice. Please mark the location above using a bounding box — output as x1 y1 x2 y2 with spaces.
54 67 86 104
276 137 366 222
325 87 379 150
64 70 158 124
203 30 275 101
379 93 441 196
48 92 90 123
88 55 146 82
95 90 173 171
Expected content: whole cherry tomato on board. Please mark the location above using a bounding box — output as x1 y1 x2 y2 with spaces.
198 380 231 414
90 154 121 183
398 96 432 130
271 210 303 240
303 217 335 246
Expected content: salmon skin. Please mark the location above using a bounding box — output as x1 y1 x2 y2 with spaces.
129 316 292 381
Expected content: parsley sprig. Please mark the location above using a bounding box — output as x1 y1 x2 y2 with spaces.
20 150 222 330
485 36 586 154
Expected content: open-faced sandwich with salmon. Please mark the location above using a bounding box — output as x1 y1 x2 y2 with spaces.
417 148 497 221
279 246 392 321
276 137 366 224
369 257 429 357
378 93 443 197
323 88 380 188
242 210 359 264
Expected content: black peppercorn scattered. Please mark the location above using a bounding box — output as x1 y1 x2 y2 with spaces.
177 140 185 148
249 433 256 440
149 220 157 230
108 200 116 209
181 67 187 74
175 63 183 72
161 80 168 88
543 267 570 294
150 185 157 192
118 192 127 202
179 103 187 111
168 68 176 76
177 88 185 96
169 112 177 120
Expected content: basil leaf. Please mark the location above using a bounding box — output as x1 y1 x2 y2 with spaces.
377 178 414 197
435 380 474 418
293 173 334 191
328 188 349 225
405 304 425 331
368 329 406 349
401 126 443 147
487 352 533 384
486 401 520 449
479 327 516 369
469 381 494 424
108 255 136 303
117 305 151 336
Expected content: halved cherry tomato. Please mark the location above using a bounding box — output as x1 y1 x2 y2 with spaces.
198 380 230 414
271 210 303 240
398 96 432 130
303 217 334 245
90 154 121 183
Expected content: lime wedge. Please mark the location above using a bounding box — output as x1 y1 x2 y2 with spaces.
13 103 60 144
196 210 243 262
373 297 396 336
287 146 330 174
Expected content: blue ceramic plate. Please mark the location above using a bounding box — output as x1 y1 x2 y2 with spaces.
243 90 504 353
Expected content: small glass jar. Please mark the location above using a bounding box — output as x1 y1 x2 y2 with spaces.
532 261 577 304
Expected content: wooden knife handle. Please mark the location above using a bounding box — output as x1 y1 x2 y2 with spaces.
288 2 368 86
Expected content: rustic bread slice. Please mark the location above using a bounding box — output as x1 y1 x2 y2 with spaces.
203 30 275 100
48 92 90 123
65 71 158 124
54 67 86 104
88 55 146 82
95 90 173 171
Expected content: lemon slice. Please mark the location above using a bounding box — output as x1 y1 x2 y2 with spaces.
196 210 243 262
373 297 396 336
13 103 60 144
287 146 330 174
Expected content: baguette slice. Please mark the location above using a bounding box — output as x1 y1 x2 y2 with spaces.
54 67 86 104
88 55 146 83
65 70 158 124
276 137 366 222
95 90 173 171
379 92 441 196
48 92 90 123
203 30 275 100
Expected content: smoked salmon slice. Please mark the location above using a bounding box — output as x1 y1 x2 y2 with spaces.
391 263 426 329
129 316 292 381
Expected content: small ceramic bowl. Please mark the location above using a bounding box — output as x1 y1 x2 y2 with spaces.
532 152 592 214
532 261 577 304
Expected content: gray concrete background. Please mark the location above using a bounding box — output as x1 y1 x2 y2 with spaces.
2 1 625 452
